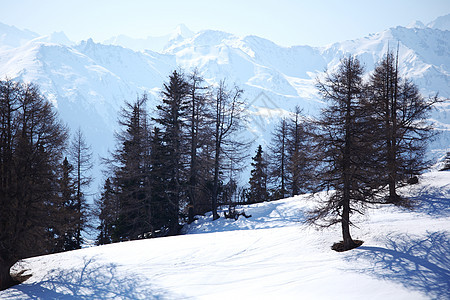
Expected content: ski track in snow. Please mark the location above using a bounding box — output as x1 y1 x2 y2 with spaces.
0 171 449 299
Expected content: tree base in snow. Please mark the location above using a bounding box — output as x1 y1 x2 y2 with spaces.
386 194 414 208
331 240 364 252
11 269 32 284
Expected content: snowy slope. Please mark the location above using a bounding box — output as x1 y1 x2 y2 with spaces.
427 13 450 31
0 170 449 299
0 23 38 49
0 16 449 190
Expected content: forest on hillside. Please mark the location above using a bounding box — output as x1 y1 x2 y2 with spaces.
0 51 445 290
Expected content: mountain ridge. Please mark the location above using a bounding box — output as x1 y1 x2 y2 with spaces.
0 17 448 188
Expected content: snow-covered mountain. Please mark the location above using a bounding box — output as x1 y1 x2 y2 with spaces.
0 23 39 49
103 24 195 52
427 13 450 31
0 169 448 299
0 16 449 188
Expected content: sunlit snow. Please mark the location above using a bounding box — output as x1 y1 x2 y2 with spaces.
0 170 449 299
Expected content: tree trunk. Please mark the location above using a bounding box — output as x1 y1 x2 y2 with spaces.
388 173 398 202
341 73 356 251
212 162 220 220
0 261 17 291
341 196 356 250
212 100 221 221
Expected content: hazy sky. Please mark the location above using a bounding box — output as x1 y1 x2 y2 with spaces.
1 0 449 46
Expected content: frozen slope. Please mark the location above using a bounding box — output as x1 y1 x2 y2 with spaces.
1 170 449 299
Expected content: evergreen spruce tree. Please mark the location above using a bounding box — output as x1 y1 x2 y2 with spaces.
95 178 117 245
154 70 189 234
109 95 152 241
148 127 170 234
54 157 78 252
247 145 268 203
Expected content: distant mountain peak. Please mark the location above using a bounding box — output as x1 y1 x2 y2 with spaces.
427 13 450 31
170 24 194 39
0 22 39 48
102 24 196 52
407 20 426 29
30 31 74 46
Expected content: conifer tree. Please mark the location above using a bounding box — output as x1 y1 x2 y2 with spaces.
154 70 189 234
148 127 170 233
95 178 117 245
286 107 315 196
267 118 289 200
247 145 268 203
366 50 440 203
69 128 93 248
109 95 152 241
310 56 377 251
53 157 78 252
210 81 248 219
185 69 212 223
0 80 68 290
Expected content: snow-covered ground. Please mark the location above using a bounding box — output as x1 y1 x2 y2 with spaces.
1 170 449 299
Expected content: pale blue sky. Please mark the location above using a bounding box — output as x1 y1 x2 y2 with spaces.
1 0 449 46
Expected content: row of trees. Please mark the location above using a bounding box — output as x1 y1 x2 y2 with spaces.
95 70 249 244
246 52 441 251
246 106 315 204
0 50 442 289
311 52 441 250
0 80 93 290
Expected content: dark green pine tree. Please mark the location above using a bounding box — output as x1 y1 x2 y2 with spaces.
148 127 170 234
247 145 269 204
154 70 189 235
95 178 117 245
55 157 78 252
111 95 152 241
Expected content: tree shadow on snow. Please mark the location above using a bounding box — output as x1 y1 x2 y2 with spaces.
409 192 450 217
349 231 450 300
4 256 171 299
402 179 450 217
